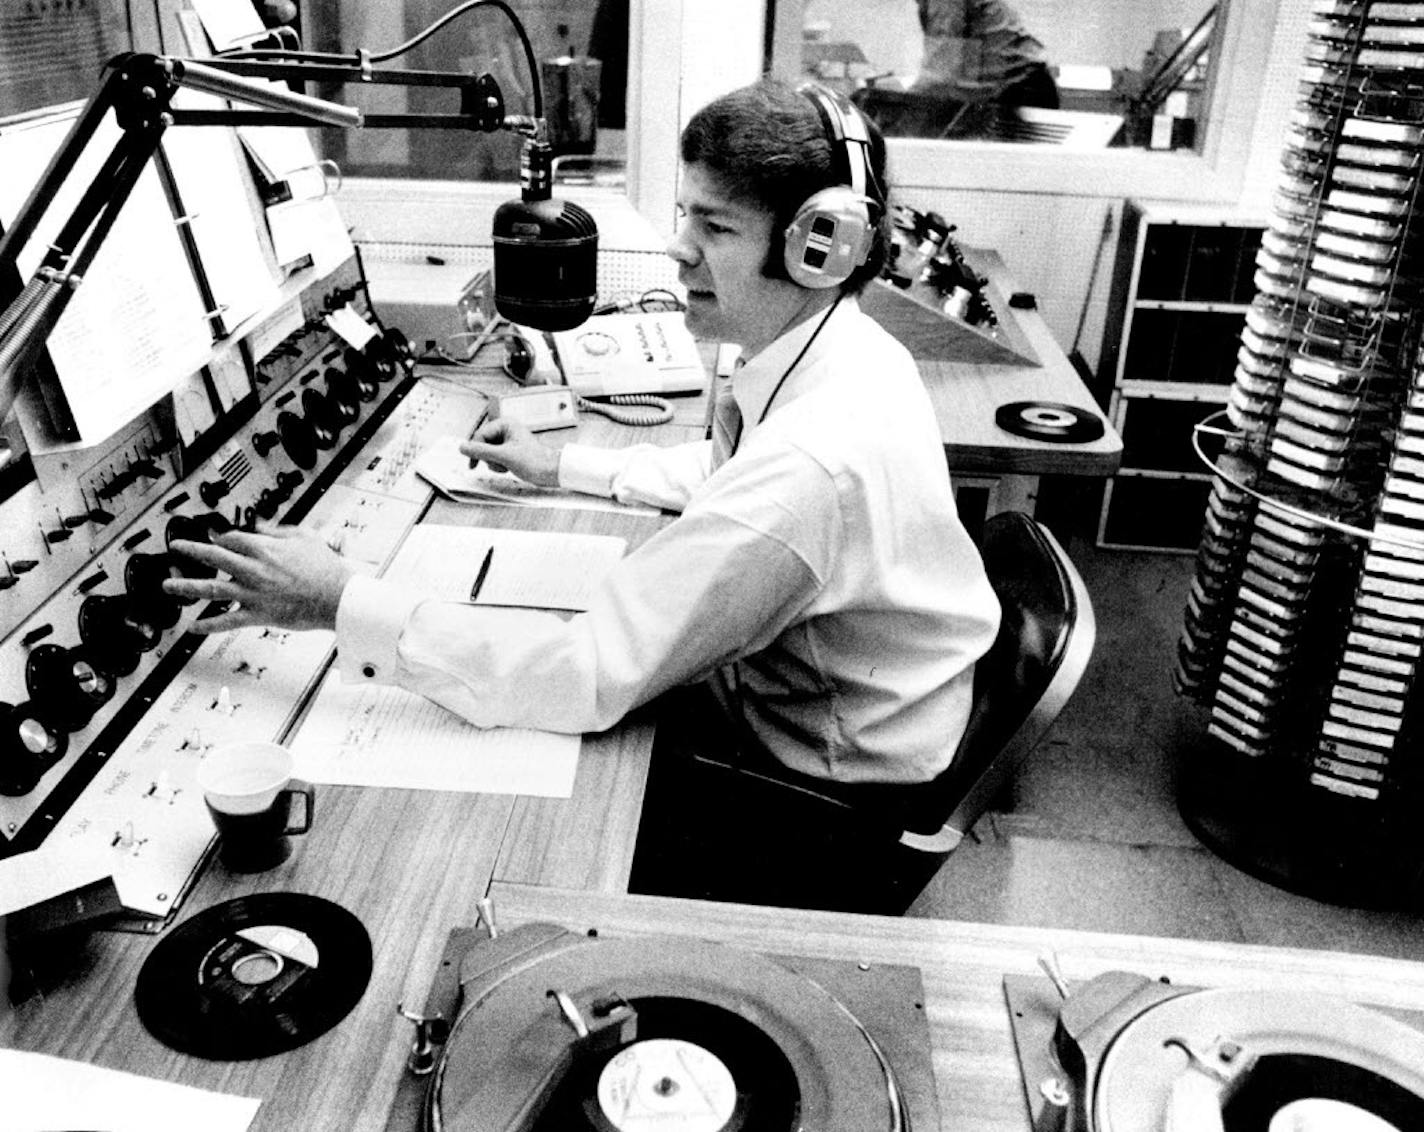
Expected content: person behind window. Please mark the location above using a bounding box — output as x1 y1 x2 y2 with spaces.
164 79 999 910
860 0 1059 138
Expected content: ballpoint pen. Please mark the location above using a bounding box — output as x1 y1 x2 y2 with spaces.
468 546 495 601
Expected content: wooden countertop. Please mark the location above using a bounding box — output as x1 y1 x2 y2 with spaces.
487 886 1424 1132
366 252 1121 480
903 249 1122 478
2 362 1123 1131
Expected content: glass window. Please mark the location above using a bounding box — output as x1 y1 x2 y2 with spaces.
787 0 1219 151
302 0 628 186
0 0 135 119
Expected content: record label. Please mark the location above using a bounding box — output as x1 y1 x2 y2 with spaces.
597 1039 738 1132
135 892 372 1060
994 401 1105 443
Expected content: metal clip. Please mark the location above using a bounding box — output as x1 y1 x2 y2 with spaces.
476 896 498 939
397 1003 450 1076
547 988 590 1038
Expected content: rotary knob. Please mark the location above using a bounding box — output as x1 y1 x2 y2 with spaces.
301 387 340 449
374 328 411 380
199 476 231 508
26 643 115 729
125 552 183 628
78 594 161 677
253 488 280 520
168 512 234 575
253 428 282 457
164 512 232 591
0 701 68 796
343 347 381 401
324 367 362 425
277 408 318 469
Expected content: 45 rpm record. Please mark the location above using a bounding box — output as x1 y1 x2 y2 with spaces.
135 892 373 1060
995 401 1105 443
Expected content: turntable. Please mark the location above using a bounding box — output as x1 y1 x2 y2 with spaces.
1006 967 1424 1131
384 914 939 1132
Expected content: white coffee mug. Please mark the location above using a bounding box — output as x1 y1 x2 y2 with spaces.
197 741 314 871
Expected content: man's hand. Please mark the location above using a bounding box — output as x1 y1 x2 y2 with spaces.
461 417 561 486
163 523 355 634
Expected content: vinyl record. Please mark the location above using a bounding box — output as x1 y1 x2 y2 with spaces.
995 401 1105 443
135 892 372 1060
429 931 909 1132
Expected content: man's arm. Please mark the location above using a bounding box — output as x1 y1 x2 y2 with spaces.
463 416 712 513
338 448 837 733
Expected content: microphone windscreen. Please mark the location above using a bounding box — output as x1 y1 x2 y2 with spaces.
492 196 598 332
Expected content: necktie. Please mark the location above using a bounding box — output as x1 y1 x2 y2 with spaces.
709 367 743 471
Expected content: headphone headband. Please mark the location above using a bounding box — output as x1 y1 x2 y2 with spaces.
796 83 877 208
781 84 881 289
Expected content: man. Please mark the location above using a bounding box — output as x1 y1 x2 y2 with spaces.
913 0 1058 109
858 0 1058 139
166 79 999 909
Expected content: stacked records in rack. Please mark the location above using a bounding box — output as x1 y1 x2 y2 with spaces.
1176 0 1424 804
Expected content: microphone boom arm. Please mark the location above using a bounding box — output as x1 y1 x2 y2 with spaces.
0 42 547 426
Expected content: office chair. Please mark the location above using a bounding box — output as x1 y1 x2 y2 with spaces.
630 511 1096 914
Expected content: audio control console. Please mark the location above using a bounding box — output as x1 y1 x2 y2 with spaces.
0 254 485 906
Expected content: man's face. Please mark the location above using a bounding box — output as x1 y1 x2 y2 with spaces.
668 163 811 355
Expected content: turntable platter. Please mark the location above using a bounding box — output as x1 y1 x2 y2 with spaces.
1093 989 1424 1132
427 932 910 1132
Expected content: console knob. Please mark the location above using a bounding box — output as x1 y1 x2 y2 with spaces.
253 429 281 457
78 594 161 677
124 552 183 628
165 511 232 567
324 367 361 424
343 347 380 401
277 408 318 469
26 643 115 729
275 470 305 501
301 388 339 449
200 477 231 508
0 701 67 796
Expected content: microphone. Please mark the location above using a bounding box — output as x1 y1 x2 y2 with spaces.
492 136 598 332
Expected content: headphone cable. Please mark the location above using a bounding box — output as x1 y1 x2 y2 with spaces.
728 293 843 460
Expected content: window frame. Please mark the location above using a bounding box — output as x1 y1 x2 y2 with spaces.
775 0 1279 202
339 0 1278 251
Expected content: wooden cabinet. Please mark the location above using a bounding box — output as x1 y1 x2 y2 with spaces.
1096 200 1264 550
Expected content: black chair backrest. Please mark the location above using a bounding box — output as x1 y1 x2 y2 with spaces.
903 511 1089 843
959 511 1080 762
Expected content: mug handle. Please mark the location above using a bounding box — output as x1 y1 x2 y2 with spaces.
280 779 315 835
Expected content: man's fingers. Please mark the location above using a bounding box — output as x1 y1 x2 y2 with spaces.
189 606 254 635
168 537 255 579
163 576 220 603
253 521 306 540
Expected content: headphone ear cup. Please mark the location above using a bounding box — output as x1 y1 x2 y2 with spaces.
782 187 874 289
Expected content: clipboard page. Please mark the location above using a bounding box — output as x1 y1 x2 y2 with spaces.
414 435 658 516
0 107 213 444
395 523 627 611
0 1050 260 1132
162 89 281 336
285 524 626 795
287 672 579 796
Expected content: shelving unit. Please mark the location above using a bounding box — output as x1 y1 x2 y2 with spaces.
1097 201 1264 550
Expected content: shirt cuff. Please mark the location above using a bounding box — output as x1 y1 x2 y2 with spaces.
557 443 627 497
336 574 423 685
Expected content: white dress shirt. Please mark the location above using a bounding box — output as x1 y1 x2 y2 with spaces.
337 297 1000 784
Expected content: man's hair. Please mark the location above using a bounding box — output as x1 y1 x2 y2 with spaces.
680 78 892 293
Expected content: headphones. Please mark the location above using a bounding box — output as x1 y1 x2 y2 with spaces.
782 84 883 290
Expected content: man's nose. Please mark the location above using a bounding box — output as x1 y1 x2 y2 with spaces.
666 225 698 266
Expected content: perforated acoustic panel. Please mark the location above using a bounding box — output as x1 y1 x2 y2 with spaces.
359 242 683 309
